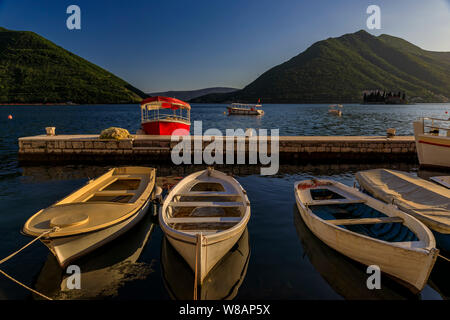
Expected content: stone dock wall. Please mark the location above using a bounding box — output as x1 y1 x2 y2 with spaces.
18 135 417 164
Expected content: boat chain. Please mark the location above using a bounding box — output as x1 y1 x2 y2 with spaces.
0 227 60 300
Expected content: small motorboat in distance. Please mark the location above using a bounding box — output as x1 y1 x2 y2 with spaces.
294 179 438 293
159 168 250 285
356 169 450 253
227 103 264 116
140 96 191 135
23 167 158 267
328 105 342 116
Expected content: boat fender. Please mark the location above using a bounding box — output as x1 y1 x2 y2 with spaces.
155 186 163 202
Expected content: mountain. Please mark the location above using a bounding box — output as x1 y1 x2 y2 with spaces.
0 27 146 104
148 87 238 102
191 30 450 103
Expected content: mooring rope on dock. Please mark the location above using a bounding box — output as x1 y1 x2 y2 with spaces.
0 227 59 300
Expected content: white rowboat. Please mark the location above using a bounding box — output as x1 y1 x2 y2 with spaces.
356 169 450 253
413 118 450 169
294 179 438 293
159 168 250 285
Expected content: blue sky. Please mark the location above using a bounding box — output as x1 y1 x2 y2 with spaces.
1 0 449 92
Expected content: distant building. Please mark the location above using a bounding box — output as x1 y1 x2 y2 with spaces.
362 90 407 104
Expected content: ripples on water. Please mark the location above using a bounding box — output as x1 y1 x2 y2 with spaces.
0 104 449 300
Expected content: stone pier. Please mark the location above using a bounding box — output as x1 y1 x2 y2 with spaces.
18 134 417 164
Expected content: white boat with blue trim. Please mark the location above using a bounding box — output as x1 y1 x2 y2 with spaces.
159 168 250 285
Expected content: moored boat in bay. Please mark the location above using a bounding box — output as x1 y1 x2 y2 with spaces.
140 96 191 135
294 179 439 293
161 228 250 300
413 117 450 169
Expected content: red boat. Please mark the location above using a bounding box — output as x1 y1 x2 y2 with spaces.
140 96 191 135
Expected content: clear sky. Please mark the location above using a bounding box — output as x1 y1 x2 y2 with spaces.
1 0 450 92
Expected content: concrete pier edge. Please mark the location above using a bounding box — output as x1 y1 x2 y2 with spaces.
18 134 417 164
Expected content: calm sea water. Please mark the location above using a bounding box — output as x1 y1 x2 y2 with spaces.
0 103 449 300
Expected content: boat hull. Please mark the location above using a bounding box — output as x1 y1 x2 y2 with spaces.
42 197 152 267
159 169 251 285
433 231 450 255
356 169 450 253
414 120 450 168
294 181 438 293
141 119 190 135
227 107 264 116
293 210 413 299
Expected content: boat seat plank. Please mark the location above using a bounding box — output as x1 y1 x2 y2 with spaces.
327 217 403 226
168 201 243 208
176 192 240 197
308 199 366 206
167 217 241 223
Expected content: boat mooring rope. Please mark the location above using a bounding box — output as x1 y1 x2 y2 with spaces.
438 253 450 263
0 227 59 300
0 269 53 300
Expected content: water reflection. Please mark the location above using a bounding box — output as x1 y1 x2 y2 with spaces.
293 206 419 300
161 228 250 300
33 211 156 299
21 162 421 182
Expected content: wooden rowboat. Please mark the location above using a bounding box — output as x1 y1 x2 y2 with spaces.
23 167 157 267
294 179 438 293
159 167 250 285
161 228 250 300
